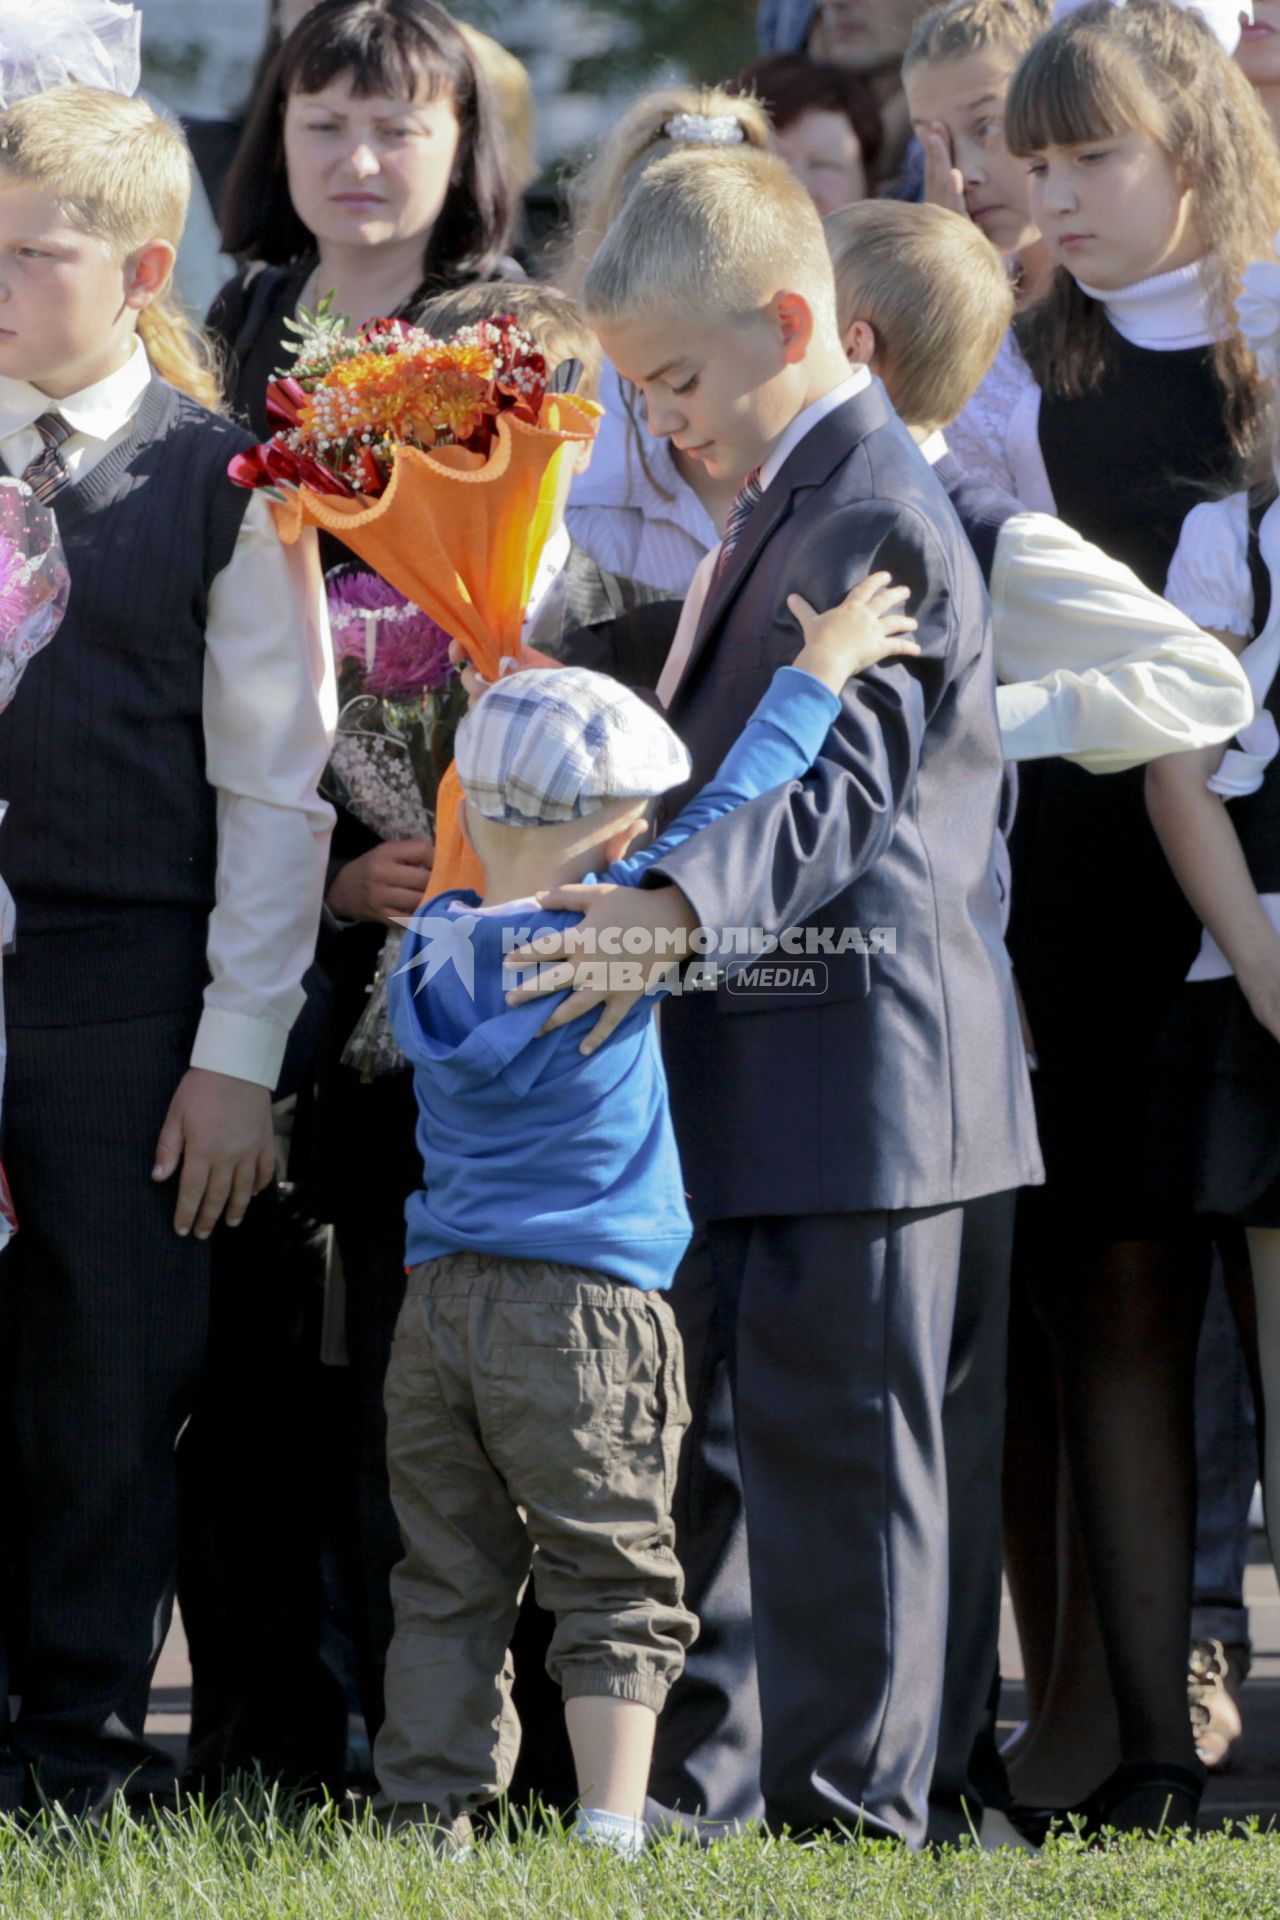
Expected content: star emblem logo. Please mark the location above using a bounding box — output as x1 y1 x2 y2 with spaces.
391 911 479 1001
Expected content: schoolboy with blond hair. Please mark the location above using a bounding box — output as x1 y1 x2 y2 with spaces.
510 142 1042 1846
824 195 1252 1842
0 86 334 1815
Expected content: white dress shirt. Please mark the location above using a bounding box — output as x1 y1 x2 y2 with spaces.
1165 488 1280 984
656 372 871 709
917 435 1253 770
0 340 337 1088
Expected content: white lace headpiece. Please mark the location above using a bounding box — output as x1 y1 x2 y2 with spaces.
1052 0 1250 55
0 0 141 111
662 112 746 148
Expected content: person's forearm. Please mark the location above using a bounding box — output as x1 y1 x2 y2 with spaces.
1146 763 1276 979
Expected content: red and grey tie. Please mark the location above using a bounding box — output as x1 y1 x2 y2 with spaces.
21 412 72 504
716 466 764 578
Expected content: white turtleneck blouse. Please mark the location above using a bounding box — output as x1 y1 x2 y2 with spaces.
948 256 1220 510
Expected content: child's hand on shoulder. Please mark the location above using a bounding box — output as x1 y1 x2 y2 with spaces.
787 572 919 695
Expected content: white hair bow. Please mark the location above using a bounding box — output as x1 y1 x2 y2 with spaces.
1052 0 1251 55
1237 249 1280 388
662 113 746 147
0 0 141 111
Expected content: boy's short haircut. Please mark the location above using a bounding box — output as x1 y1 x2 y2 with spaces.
583 146 839 337
415 280 604 403
0 83 220 411
904 0 1044 72
824 200 1013 430
0 83 190 258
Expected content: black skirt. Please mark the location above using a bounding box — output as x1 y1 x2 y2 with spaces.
1146 973 1280 1227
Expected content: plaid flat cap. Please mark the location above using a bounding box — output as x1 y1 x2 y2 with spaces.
454 666 692 825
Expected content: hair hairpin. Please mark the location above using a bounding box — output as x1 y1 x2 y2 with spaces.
661 112 746 147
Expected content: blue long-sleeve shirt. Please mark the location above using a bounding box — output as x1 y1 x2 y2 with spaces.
389 665 840 1290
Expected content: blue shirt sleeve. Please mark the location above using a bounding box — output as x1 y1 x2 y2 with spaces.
606 665 840 885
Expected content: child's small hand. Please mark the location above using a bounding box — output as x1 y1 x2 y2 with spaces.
787 572 920 693
448 636 492 709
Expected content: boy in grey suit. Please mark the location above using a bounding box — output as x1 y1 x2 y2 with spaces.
506 145 1042 1847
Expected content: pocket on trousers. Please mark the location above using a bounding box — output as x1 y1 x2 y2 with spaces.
487 1346 624 1500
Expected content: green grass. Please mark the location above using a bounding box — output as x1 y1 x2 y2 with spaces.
2 1802 1279 1920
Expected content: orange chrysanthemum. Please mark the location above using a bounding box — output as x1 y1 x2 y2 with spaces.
299 340 502 455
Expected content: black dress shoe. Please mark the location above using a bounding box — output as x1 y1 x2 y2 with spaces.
1071 1759 1204 1839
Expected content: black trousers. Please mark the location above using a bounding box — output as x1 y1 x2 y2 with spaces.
176 1183 347 1798
0 1010 211 1812
648 1234 764 1830
652 1208 963 1847
927 1189 1017 1843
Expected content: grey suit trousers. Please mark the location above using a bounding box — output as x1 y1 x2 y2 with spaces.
684 1206 963 1846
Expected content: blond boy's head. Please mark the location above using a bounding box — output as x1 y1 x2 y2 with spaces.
584 148 851 484
0 84 191 258
584 146 839 337
824 200 1012 431
0 85 219 406
415 280 603 402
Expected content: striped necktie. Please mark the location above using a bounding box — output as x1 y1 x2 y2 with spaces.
716 466 764 579
21 412 72 504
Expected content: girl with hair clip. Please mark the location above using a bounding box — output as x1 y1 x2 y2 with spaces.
947 0 1280 1833
563 86 774 594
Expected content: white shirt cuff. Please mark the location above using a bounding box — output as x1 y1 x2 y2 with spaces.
190 1006 288 1090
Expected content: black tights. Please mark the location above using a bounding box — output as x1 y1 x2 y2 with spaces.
1027 1233 1211 1766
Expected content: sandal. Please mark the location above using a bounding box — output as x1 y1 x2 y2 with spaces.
1188 1638 1243 1771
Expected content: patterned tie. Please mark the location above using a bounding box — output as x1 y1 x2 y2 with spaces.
21 412 72 504
716 466 764 579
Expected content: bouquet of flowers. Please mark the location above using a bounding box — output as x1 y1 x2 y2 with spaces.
0 476 71 1250
230 303 602 894
325 565 467 1077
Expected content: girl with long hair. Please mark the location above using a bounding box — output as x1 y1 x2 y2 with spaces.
949 0 1280 1833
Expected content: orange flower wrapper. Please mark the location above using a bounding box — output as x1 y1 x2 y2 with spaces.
271 392 602 893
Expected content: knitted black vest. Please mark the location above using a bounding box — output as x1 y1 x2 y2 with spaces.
1037 329 1237 593
0 379 254 1026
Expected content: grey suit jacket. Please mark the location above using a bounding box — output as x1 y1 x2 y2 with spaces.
650 379 1043 1218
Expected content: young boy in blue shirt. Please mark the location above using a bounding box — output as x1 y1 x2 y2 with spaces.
375 577 917 1853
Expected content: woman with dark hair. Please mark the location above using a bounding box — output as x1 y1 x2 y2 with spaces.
730 51 883 208
209 0 522 431
185 0 524 1789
